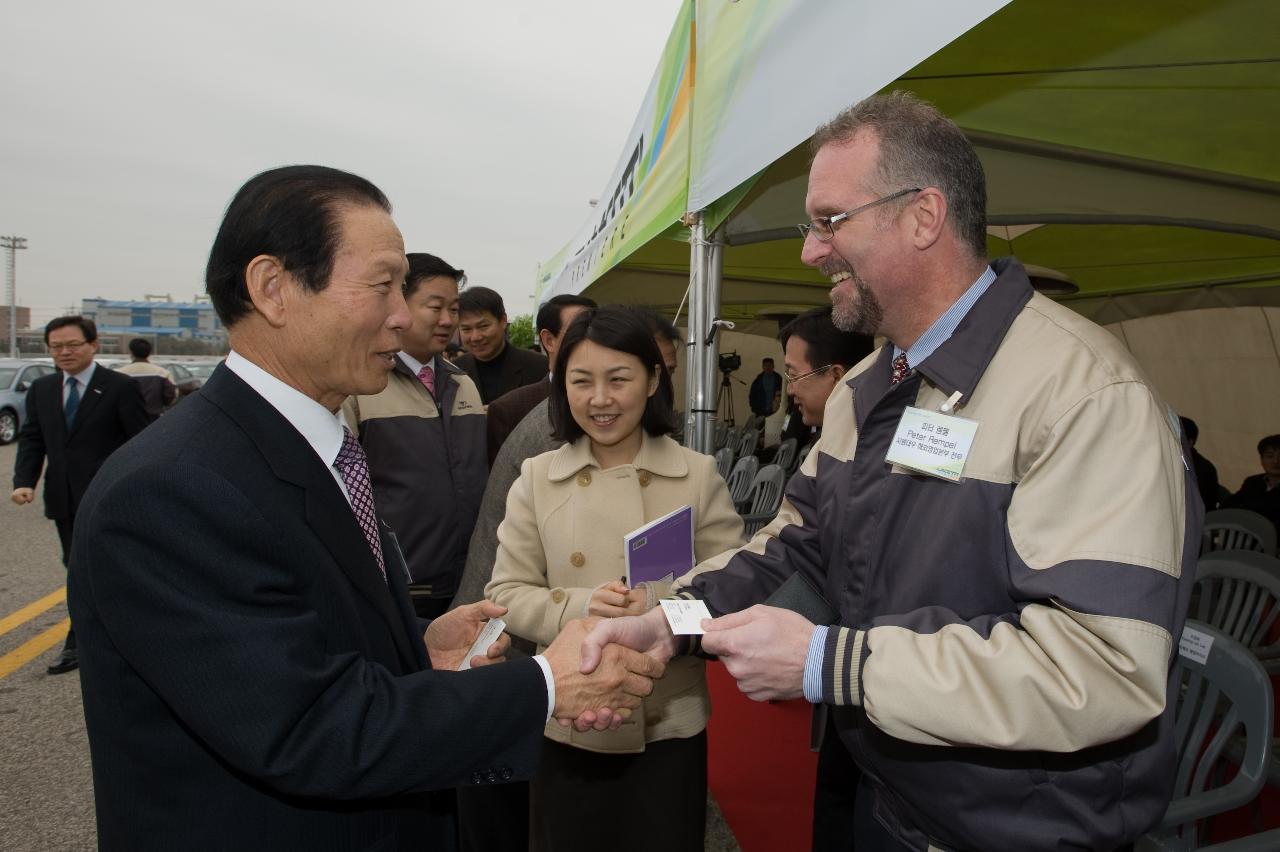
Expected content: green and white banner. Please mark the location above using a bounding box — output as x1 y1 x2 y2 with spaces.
537 0 695 301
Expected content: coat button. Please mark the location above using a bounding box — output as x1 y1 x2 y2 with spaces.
570 552 586 568
550 589 566 603
638 471 652 487
576 470 592 487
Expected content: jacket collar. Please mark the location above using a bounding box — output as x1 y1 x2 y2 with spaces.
911 256 1034 402
547 430 688 482
846 256 1033 413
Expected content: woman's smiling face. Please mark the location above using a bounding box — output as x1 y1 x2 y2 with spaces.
565 338 658 461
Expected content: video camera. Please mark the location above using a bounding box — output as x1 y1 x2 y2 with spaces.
718 351 742 374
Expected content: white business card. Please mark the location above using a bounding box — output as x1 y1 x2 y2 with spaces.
660 599 713 635
458 618 506 671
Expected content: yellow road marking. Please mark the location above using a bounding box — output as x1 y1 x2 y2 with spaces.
0 618 71 679
0 587 67 638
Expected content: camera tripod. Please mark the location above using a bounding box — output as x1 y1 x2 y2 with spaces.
717 370 737 426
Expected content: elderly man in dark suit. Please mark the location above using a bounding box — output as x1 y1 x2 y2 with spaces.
67 165 663 852
11 315 149 674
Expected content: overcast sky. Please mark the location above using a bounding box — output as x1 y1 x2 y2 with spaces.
1 0 685 325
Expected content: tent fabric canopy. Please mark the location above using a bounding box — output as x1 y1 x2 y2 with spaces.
540 0 1280 326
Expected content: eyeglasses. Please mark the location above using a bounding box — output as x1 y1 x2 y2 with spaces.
784 364 833 384
48 340 89 352
797 187 922 242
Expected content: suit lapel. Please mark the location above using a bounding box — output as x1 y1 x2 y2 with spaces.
303 483 419 670
382 525 429 670
200 366 419 668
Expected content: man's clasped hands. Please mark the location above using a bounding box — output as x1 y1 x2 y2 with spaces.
428 596 818 730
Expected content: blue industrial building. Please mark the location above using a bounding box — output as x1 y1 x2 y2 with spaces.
81 299 227 345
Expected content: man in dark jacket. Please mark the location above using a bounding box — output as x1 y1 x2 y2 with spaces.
344 252 487 618
1225 433 1280 532
453 286 547 404
11 316 148 673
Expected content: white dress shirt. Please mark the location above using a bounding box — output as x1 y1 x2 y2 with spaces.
63 361 97 405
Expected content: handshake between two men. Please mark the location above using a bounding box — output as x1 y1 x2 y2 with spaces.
434 597 818 728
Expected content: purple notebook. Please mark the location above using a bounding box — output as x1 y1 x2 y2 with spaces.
624 505 695 586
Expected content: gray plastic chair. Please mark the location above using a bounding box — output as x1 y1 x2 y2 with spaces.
795 442 814 473
713 421 731 451
725 455 758 509
714 446 734 481
735 427 760 460
1138 621 1275 852
1201 509 1277 557
773 437 799 474
1194 551 1280 672
740 464 786 536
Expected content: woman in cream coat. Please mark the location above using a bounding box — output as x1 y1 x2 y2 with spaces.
486 306 744 852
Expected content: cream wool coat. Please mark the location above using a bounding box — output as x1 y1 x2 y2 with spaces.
486 431 744 754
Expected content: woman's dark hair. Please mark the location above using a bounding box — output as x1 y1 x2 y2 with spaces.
549 306 677 443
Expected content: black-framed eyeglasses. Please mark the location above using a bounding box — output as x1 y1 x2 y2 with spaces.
48 340 90 353
797 187 922 242
784 364 833 384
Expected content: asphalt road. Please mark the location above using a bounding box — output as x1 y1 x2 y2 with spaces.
0 441 96 851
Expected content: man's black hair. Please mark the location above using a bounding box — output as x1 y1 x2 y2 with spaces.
457 286 506 320
778 306 874 369
128 338 153 359
205 165 391 326
405 253 465 298
45 315 98 344
536 294 598 337
1258 434 1280 455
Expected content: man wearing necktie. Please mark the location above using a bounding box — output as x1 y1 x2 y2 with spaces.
66 166 663 852
587 92 1199 852
11 315 149 674
343 252 489 620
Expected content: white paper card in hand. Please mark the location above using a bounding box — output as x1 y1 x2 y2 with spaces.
458 618 506 671
660 599 713 635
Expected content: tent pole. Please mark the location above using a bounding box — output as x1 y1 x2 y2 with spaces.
700 233 724 456
684 213 711 453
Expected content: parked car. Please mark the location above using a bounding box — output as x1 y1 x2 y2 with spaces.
0 359 58 445
156 362 204 398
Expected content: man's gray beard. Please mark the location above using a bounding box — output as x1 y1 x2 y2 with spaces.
831 275 883 336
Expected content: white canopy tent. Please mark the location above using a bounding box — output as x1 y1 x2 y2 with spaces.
538 0 1280 459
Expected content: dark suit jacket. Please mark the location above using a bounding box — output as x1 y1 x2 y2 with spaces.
485 378 550 466
68 365 546 852
12 364 149 520
1224 473 1280 533
454 344 547 405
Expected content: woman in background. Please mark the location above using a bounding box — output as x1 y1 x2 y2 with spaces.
486 306 744 852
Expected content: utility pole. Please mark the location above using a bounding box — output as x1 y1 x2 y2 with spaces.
1 236 28 358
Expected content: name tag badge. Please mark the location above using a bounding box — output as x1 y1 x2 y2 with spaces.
885 406 979 482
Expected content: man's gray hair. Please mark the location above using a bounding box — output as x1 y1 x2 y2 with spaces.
813 91 988 257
